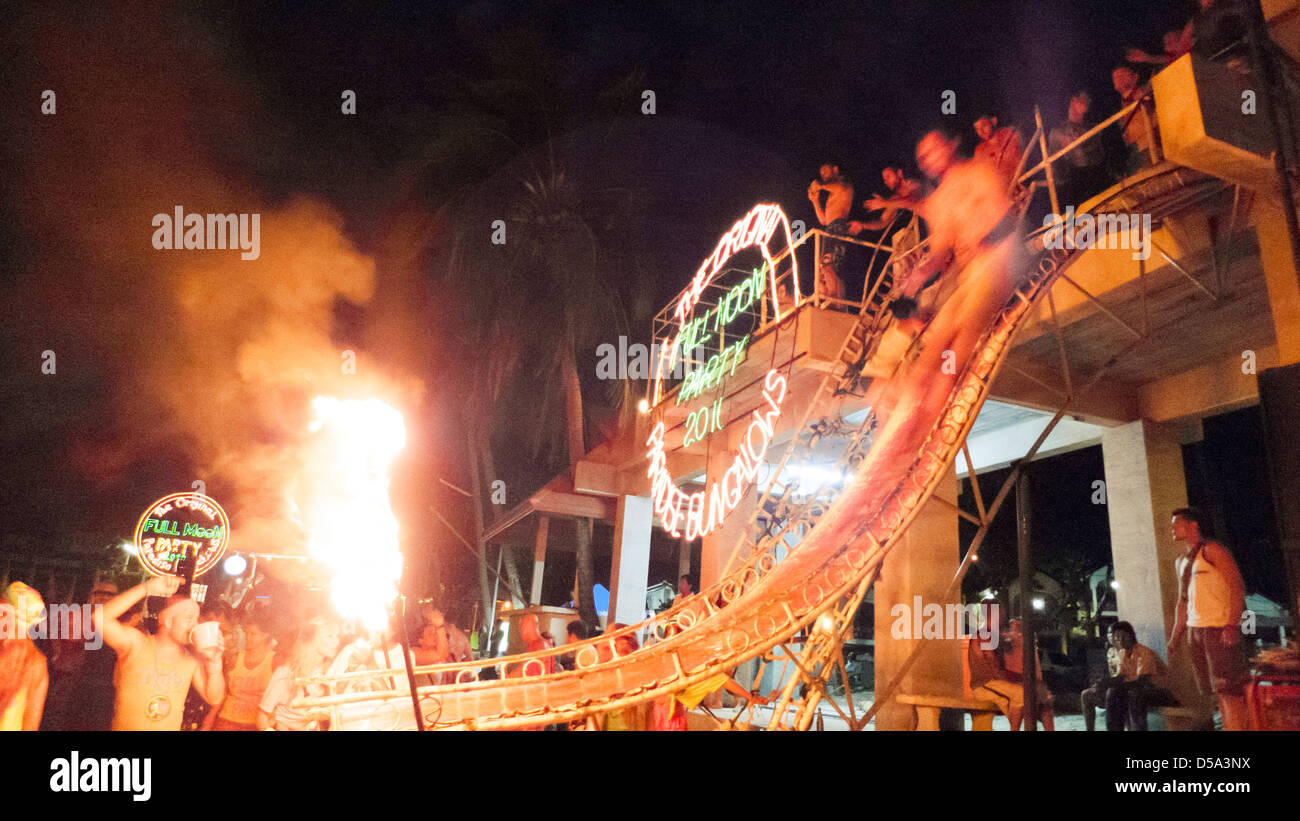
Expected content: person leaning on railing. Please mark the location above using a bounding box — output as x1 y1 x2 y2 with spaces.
1112 66 1161 172
1047 90 1113 207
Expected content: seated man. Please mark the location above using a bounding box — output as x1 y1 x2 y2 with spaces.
1080 622 1125 732
968 611 1054 731
1090 621 1178 731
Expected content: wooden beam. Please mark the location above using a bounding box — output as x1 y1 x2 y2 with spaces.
1138 345 1273 422
989 357 1139 425
532 488 615 521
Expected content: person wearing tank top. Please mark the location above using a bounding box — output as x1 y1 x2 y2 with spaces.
1167 507 1247 730
212 612 275 730
91 576 226 731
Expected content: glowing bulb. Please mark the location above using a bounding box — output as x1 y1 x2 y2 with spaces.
638 398 650 414
1110 580 1120 590
121 541 139 556
223 554 248 576
1032 597 1045 611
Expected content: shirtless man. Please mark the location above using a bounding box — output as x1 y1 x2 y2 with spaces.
92 575 225 731
864 131 1021 437
1168 507 1247 730
860 167 923 229
807 163 854 300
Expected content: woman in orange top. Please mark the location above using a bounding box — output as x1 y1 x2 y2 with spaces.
212 608 276 730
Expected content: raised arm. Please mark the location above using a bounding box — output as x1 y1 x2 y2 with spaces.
1125 48 1171 66
808 186 830 226
92 575 179 657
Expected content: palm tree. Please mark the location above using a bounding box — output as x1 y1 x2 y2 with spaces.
409 34 653 627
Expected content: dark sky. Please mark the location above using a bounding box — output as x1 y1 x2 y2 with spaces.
6 0 1279 602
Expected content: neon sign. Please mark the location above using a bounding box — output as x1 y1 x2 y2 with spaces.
653 203 800 405
133 492 231 578
643 203 800 539
647 369 788 540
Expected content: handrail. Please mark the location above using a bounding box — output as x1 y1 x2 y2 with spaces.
1016 98 1141 185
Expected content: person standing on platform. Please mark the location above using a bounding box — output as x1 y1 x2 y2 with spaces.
808 162 855 300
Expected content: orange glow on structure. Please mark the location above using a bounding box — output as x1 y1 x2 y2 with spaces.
300 396 407 631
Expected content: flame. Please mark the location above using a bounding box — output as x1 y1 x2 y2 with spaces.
301 396 407 631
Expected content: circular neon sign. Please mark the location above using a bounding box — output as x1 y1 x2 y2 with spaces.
133 492 230 578
645 203 798 540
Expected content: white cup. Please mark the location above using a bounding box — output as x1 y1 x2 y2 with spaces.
190 621 221 652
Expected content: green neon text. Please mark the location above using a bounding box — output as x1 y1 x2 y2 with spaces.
679 265 766 358
677 335 748 406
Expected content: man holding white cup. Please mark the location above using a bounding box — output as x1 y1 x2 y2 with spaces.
92 575 226 730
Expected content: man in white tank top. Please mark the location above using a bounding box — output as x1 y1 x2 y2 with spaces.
1167 507 1247 730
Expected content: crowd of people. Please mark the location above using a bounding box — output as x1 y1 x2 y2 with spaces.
0 572 482 732
805 0 1261 310
0 504 1257 732
0 569 778 732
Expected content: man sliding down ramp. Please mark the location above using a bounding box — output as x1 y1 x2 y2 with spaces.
865 131 1026 447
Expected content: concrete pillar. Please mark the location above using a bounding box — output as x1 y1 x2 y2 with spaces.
608 495 652 626
1255 198 1300 366
1101 420 1205 710
529 516 549 606
873 468 962 731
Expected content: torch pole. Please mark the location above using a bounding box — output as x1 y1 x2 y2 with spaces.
396 595 426 731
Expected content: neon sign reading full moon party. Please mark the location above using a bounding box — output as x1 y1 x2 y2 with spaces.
133 492 230 578
645 203 799 540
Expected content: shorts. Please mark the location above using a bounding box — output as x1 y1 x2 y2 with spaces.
1189 626 1246 696
820 218 852 268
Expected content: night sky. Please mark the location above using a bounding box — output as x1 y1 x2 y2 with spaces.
0 1 1280 605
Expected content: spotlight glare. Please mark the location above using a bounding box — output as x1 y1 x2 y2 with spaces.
223 554 248 576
